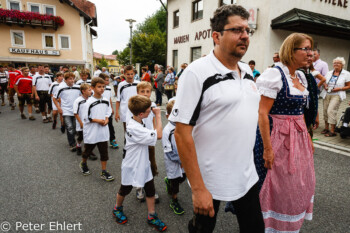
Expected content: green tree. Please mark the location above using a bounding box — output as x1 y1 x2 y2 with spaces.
99 56 109 69
112 50 119 56
116 47 130 65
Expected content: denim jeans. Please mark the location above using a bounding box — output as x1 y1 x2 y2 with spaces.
155 88 162 105
64 116 76 146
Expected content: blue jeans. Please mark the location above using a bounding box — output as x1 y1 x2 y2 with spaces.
64 116 76 146
155 88 162 105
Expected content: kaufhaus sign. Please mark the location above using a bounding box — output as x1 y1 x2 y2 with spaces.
9 48 60 56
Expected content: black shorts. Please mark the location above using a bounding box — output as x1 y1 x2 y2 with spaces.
18 93 34 106
37 91 52 112
0 82 8 95
118 179 155 198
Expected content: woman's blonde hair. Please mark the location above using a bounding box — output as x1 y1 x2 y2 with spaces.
279 33 314 66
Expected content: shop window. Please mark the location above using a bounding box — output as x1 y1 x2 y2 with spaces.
192 0 203 21
220 0 234 6
59 35 71 50
43 34 55 49
173 10 179 28
8 0 21 10
28 3 41 13
11 30 25 47
191 47 201 62
173 50 178 71
43 5 56 15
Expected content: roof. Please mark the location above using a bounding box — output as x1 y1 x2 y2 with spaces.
60 0 97 26
93 52 117 60
271 8 350 40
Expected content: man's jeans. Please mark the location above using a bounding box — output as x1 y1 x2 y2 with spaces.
64 116 76 146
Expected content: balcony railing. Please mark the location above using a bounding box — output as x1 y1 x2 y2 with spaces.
0 9 64 30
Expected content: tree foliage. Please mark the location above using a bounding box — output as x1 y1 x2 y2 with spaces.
116 47 130 65
99 56 109 69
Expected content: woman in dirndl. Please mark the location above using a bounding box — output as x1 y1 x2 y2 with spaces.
256 33 316 233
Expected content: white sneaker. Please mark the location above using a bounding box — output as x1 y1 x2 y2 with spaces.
136 187 145 202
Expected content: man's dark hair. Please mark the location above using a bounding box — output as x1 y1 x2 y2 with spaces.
313 48 320 54
0 65 3 68
8 64 14 68
210 5 250 33
29 66 36 70
62 65 69 69
248 60 255 65
44 65 49 68
124 65 134 72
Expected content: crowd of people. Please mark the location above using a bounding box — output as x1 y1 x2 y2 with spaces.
1 4 350 233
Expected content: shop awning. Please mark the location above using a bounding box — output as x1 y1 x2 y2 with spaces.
271 8 350 40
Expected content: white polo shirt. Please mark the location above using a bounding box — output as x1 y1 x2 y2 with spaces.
33 74 52 91
76 79 91 85
122 118 157 187
116 80 139 122
169 50 260 201
49 81 61 111
82 96 112 144
55 82 81 116
102 85 113 113
73 96 89 132
0 71 8 84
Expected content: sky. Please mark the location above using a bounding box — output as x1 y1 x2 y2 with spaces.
88 0 162 55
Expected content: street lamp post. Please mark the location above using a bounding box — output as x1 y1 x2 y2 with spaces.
125 19 136 65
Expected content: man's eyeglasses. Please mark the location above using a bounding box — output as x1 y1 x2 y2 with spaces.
221 27 254 36
294 47 312 53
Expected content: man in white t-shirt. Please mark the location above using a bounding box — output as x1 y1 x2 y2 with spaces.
93 66 102 78
168 5 264 233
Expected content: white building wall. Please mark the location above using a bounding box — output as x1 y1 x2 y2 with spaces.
167 0 350 73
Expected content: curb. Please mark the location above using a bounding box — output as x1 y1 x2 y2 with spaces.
314 141 350 157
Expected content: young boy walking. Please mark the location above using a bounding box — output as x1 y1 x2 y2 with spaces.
79 77 114 182
73 83 92 156
49 72 64 129
113 95 166 232
76 69 91 85
162 100 186 215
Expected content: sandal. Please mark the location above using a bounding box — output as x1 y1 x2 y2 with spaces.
321 129 329 134
325 132 337 137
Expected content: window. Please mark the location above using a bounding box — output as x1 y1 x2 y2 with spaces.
8 0 21 10
192 0 203 21
11 30 25 47
173 10 179 28
59 35 71 50
220 0 234 6
173 50 178 71
42 34 55 49
43 5 56 15
28 3 41 13
191 47 201 62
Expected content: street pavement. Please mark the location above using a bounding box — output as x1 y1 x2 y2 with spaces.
0 100 349 233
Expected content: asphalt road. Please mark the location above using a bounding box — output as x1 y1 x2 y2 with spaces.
0 103 349 233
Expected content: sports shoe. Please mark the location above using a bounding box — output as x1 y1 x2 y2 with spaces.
70 146 77 152
110 139 119 149
52 120 57 129
113 206 128 224
101 171 114 181
35 108 40 113
43 118 49 123
136 188 145 202
60 125 65 133
29 116 36 121
47 117 53 122
76 146 82 155
80 162 90 175
170 199 185 215
147 213 167 232
89 152 98 160
155 192 160 204
21 114 27 119
164 177 170 194
1 102 5 106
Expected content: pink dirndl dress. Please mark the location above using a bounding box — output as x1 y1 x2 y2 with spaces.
259 66 316 233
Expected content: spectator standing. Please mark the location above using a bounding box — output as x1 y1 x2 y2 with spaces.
93 66 102 78
163 67 175 101
72 66 80 82
141 67 151 83
248 60 260 80
155 66 165 106
313 49 329 77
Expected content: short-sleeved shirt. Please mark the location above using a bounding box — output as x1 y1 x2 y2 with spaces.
8 70 22 88
102 85 113 113
48 81 60 96
168 50 260 201
0 71 8 84
82 96 111 144
320 69 350 100
73 96 89 132
33 74 52 91
142 73 151 82
76 79 91 85
122 118 157 187
116 80 139 122
15 75 33 94
55 82 81 116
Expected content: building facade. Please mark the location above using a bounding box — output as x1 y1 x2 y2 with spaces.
0 0 97 71
167 0 350 72
93 52 120 75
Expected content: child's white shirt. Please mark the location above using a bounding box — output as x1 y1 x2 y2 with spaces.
73 96 89 132
116 80 139 122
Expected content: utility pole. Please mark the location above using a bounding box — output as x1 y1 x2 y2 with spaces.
125 19 136 65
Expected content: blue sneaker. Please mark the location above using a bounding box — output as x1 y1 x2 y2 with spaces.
147 213 167 232
113 206 127 224
110 139 119 149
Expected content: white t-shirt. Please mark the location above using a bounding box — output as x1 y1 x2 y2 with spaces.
29 72 38 78
162 121 184 179
49 81 61 111
256 62 309 99
33 74 52 91
116 80 139 122
76 79 91 85
102 85 113 113
73 96 89 132
0 71 8 84
55 82 81 116
93 69 102 78
168 50 260 201
82 96 112 144
122 118 157 187
320 69 350 100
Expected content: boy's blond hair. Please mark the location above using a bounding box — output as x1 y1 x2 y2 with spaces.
166 100 175 115
137 81 152 92
64 72 75 80
91 77 105 87
80 83 90 93
128 95 151 116
80 69 89 76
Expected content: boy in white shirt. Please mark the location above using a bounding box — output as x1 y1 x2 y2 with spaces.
49 72 63 130
76 69 91 85
162 100 186 215
73 84 92 156
113 95 166 232
79 77 114 182
115 65 139 132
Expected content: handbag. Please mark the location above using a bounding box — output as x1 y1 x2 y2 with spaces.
165 84 174 90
